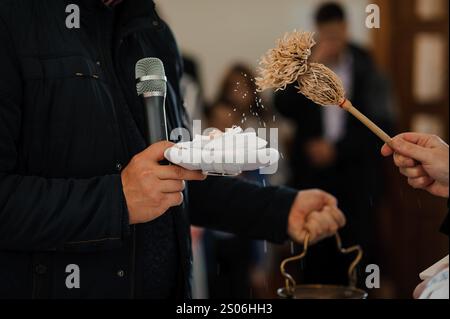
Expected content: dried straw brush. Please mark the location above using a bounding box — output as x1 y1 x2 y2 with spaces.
256 30 392 144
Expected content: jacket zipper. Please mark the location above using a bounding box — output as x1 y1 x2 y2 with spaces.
113 32 140 301
113 20 166 299
95 14 135 298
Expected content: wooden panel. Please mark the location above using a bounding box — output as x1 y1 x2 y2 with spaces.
371 0 448 298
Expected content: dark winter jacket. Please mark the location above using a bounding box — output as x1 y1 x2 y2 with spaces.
0 0 297 298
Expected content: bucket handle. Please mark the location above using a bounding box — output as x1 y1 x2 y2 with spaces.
280 233 363 296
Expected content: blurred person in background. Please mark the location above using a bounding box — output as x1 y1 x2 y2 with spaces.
206 64 272 130
180 55 206 124
203 64 271 298
274 2 394 285
382 132 448 299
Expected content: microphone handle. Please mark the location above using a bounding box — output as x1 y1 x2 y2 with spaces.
143 95 168 145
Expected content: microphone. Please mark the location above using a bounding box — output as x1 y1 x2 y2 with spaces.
135 58 168 145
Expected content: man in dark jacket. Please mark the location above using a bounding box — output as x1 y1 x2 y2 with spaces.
0 0 345 298
274 3 393 284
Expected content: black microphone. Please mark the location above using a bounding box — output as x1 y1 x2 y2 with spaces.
135 58 168 145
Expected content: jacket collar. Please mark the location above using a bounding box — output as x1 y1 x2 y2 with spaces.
115 0 156 24
69 0 157 24
115 0 161 40
67 0 159 38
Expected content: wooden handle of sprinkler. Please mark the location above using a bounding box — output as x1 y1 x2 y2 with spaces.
341 99 392 146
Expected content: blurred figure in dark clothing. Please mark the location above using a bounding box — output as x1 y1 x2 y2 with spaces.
180 55 205 122
205 64 271 129
203 64 269 298
274 2 394 285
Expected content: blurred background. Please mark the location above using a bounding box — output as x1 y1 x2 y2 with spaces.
155 0 449 299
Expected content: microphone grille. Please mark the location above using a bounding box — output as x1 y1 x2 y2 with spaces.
135 58 166 96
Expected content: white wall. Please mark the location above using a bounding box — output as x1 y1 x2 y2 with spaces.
156 0 371 101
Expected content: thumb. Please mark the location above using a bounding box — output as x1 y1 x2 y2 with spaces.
321 191 338 207
381 143 394 157
390 136 430 163
143 141 175 162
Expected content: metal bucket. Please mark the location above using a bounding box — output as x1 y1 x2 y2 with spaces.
277 233 368 299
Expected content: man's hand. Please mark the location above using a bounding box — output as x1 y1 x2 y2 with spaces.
305 139 337 168
121 141 207 225
288 190 346 245
381 133 449 198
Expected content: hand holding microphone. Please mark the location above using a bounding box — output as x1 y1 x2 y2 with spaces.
121 141 206 225
121 58 206 225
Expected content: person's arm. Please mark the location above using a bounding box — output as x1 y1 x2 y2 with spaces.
0 16 129 252
188 177 345 244
188 177 296 244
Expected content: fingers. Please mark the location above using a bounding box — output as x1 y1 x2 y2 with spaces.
399 166 427 179
321 191 338 207
328 206 346 229
394 153 417 168
159 180 186 193
156 165 207 181
408 176 434 189
308 189 337 207
383 132 448 164
390 136 430 163
304 212 323 241
304 206 345 243
381 143 394 157
163 192 184 208
142 141 175 162
400 132 446 148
